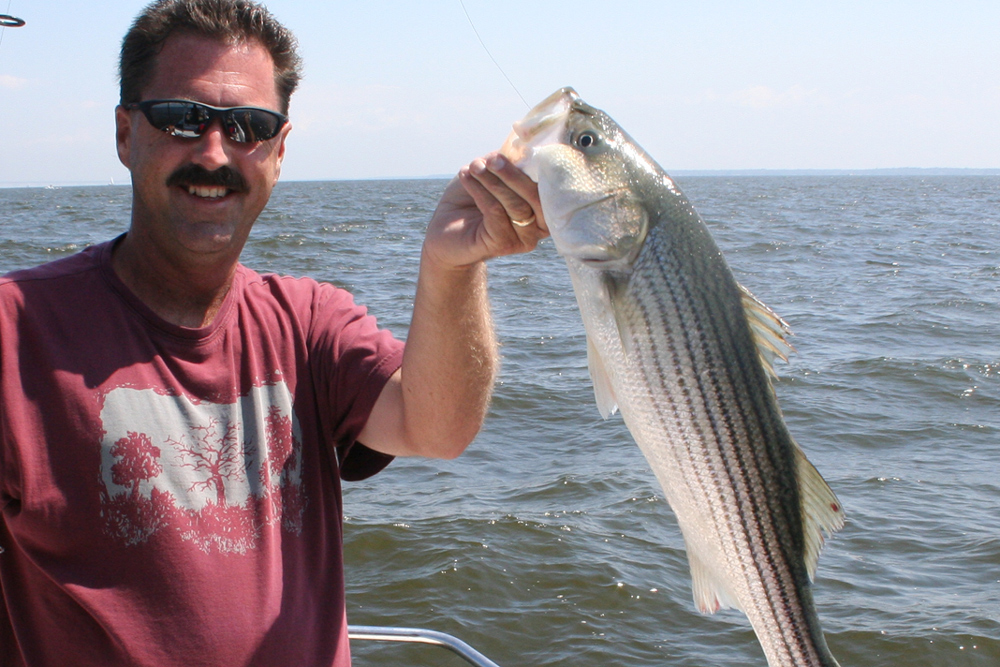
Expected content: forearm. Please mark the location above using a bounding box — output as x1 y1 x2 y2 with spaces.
397 249 497 458
356 154 544 459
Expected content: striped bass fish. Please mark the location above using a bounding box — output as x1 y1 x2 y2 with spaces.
501 88 846 667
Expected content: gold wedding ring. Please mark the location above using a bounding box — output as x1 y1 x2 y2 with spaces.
511 216 535 227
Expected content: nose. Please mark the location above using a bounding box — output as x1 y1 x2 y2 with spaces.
189 119 231 171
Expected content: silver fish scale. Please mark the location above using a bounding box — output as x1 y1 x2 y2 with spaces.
598 208 838 667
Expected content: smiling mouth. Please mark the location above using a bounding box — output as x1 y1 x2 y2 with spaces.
186 185 231 199
167 164 248 200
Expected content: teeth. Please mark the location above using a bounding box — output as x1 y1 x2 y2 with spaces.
188 185 229 199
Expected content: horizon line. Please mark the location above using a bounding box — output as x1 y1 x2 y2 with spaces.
3 167 1000 189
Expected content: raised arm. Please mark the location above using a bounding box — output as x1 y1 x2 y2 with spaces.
358 153 548 458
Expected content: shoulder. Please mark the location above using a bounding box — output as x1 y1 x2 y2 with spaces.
0 241 111 307
242 268 332 298
1 241 108 284
239 268 369 321
239 268 403 359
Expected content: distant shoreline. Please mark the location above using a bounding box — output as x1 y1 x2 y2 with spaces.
422 168 1000 178
3 168 1000 189
672 168 1000 177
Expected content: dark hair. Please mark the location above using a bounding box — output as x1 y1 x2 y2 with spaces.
119 0 302 113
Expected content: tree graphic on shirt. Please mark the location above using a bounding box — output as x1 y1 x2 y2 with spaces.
262 405 297 488
261 404 305 532
100 387 307 552
110 431 162 502
102 430 175 546
169 419 253 506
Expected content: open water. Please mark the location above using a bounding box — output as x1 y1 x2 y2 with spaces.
1 176 998 666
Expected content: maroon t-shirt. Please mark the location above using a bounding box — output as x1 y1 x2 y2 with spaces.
0 239 405 666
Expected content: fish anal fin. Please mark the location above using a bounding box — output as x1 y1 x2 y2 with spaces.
586 336 618 419
794 444 846 581
688 548 742 615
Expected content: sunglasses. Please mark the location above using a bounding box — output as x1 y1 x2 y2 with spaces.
124 99 288 143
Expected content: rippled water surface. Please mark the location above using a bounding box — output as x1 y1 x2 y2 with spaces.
2 176 998 666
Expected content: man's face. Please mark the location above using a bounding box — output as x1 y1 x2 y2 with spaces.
115 32 291 262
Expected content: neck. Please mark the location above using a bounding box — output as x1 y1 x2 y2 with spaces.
111 232 240 328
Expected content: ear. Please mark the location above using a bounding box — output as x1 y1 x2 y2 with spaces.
272 121 291 185
115 106 133 169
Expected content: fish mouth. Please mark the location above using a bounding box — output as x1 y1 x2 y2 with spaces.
511 87 580 142
500 87 580 166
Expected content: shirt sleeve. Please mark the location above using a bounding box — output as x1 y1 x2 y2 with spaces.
305 280 405 481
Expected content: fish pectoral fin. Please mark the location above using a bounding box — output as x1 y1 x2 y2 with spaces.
795 443 846 581
738 283 794 382
587 336 619 419
600 270 637 361
688 547 742 615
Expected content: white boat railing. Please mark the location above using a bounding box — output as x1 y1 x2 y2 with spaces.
348 625 503 667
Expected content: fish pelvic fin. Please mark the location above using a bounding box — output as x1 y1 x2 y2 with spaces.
587 335 619 419
738 283 794 383
795 443 846 581
688 546 742 615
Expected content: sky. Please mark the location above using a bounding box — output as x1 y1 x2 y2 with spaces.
0 0 998 186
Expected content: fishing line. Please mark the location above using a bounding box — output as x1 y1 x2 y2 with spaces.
0 0 11 51
0 0 8 53
458 0 529 109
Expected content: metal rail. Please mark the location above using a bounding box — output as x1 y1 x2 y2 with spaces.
348 625 503 667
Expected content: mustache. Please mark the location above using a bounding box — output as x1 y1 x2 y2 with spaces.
166 164 248 193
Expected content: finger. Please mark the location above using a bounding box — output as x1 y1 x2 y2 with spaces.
458 166 547 251
485 152 538 198
468 158 529 213
490 156 548 236
470 154 548 234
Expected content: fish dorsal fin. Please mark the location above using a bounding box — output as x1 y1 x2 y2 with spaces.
739 283 844 577
794 443 846 580
587 336 618 419
738 283 794 382
688 544 742 615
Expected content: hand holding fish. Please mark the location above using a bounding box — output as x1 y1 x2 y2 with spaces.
423 152 548 271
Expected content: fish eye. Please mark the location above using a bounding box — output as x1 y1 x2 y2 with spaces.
576 131 600 149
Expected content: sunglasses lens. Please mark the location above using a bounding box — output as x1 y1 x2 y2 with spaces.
225 109 284 142
140 101 284 142
144 101 208 138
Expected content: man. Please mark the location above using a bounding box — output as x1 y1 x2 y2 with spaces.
0 0 546 665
